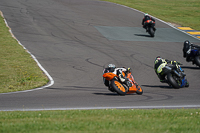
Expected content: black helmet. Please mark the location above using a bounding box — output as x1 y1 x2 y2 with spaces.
183 40 190 52
155 56 162 61
184 40 190 45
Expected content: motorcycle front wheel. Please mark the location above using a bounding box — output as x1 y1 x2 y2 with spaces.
111 79 127 96
136 84 143 95
194 56 200 67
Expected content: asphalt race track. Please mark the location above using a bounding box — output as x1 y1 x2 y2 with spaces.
0 0 200 111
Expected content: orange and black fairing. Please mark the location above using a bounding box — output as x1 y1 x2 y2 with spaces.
145 20 155 24
103 71 126 81
127 84 142 94
103 72 117 81
126 73 142 94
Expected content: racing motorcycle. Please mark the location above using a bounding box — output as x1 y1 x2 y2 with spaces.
162 63 189 89
103 71 143 96
144 20 156 37
183 43 200 67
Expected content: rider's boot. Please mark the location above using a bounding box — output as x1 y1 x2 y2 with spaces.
160 79 167 83
124 79 131 91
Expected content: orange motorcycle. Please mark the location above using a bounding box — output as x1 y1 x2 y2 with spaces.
103 71 143 96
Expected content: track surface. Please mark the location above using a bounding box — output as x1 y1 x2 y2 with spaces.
0 0 200 111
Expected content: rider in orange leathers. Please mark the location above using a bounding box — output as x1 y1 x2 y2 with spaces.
103 64 136 88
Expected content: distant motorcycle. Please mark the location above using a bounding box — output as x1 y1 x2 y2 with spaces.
183 43 200 67
144 20 156 37
103 71 143 96
162 63 189 89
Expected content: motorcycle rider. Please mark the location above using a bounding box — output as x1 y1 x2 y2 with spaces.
183 40 200 62
142 13 156 32
103 64 133 87
154 56 180 83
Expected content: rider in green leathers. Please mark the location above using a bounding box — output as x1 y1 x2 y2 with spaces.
154 56 180 83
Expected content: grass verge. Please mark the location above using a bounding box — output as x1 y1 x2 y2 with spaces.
103 0 200 31
0 109 200 133
0 12 49 93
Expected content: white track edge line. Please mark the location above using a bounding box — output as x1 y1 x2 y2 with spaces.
0 11 54 95
1 105 200 111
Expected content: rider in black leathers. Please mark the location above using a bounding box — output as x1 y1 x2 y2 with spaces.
183 40 200 62
142 13 156 31
154 56 180 83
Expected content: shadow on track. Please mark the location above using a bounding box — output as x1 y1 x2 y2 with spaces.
93 92 137 96
142 85 172 89
181 66 200 70
134 34 152 37
93 93 120 96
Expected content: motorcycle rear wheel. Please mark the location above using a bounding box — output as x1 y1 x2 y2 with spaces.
149 27 155 37
167 73 181 89
111 79 127 96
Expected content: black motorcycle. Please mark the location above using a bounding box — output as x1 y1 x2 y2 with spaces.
183 43 200 67
162 63 189 89
144 20 156 37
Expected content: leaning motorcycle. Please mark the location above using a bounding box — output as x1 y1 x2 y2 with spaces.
162 63 189 89
103 71 143 96
183 43 200 67
144 20 156 37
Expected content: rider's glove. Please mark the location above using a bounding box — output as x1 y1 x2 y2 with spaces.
186 49 191 54
176 61 182 65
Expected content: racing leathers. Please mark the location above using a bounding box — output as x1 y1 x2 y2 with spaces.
183 40 200 62
103 67 130 87
154 58 179 83
142 15 155 31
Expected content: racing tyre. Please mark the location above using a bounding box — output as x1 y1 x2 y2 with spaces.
149 27 155 37
185 81 189 87
136 85 143 95
111 79 127 96
194 56 200 67
167 73 180 89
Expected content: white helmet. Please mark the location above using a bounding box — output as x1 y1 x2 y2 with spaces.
144 13 149 17
108 64 116 68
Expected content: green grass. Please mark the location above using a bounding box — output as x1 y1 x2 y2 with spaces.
0 109 200 133
103 0 200 31
0 13 49 93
